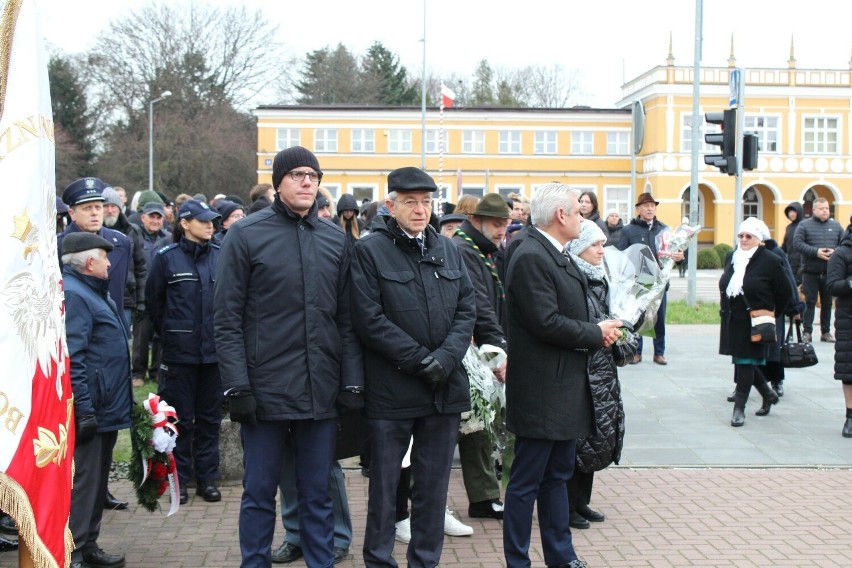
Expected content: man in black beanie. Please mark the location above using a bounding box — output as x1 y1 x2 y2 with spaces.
214 146 364 568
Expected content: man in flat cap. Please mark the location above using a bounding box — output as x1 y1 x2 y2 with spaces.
350 166 476 567
616 192 683 365
450 193 510 521
214 146 364 567
62 232 133 568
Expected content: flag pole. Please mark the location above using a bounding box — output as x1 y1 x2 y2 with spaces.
438 85 445 217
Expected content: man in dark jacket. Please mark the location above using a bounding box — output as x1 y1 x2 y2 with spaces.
451 193 510 520
214 146 364 568
350 167 476 568
616 192 683 365
62 232 133 568
102 187 147 328
794 197 842 342
502 183 621 568
782 201 804 284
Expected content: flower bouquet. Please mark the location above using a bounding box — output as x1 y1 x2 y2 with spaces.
604 244 668 337
656 223 702 278
460 342 508 462
128 393 181 515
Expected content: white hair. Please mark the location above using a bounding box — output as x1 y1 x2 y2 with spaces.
61 249 101 271
530 183 579 227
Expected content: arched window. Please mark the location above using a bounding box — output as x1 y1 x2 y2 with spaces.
742 187 760 219
680 191 705 226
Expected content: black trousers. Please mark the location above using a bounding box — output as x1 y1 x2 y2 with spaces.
802 272 831 335
69 431 117 563
132 311 160 380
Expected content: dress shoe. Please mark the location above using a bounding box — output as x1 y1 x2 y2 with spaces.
68 562 82 568
82 548 125 567
334 547 348 564
0 514 17 534
577 504 605 523
802 331 812 343
843 417 852 438
568 511 589 529
772 381 784 397
196 482 221 502
468 498 504 519
653 355 667 365
549 561 588 568
630 354 641 364
271 542 302 564
821 332 835 343
104 491 128 511
0 535 18 552
179 487 188 505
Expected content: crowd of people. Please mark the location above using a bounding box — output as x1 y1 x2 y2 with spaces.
5 146 851 567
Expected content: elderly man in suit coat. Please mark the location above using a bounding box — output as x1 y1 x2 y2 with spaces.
502 183 622 568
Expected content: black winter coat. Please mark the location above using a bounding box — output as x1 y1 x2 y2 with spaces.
782 202 804 282
719 246 795 360
59 223 132 311
605 220 624 247
452 220 507 346
826 227 852 382
575 275 625 473
617 216 669 266
214 196 364 420
505 228 600 440
111 213 148 311
794 215 843 274
350 216 476 419
146 238 219 365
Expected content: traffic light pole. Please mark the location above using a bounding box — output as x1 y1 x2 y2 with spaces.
732 68 746 243
687 0 703 307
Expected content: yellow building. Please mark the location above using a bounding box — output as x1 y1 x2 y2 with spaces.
254 44 852 245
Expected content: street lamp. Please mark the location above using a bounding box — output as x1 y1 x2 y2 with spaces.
148 90 172 192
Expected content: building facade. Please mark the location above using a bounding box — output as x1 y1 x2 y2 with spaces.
254 49 852 245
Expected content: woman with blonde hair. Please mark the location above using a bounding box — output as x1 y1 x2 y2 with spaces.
336 193 363 242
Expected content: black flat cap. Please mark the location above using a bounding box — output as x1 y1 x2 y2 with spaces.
388 167 437 193
62 232 114 255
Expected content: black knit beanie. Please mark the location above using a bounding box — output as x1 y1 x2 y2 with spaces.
272 146 322 189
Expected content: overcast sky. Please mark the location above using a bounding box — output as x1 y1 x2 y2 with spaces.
35 0 852 108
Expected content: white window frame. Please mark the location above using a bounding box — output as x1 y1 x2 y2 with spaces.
570 131 594 155
744 115 780 154
348 185 378 203
314 129 338 153
534 131 558 154
496 185 523 199
276 128 300 151
498 130 522 154
681 114 715 153
802 115 839 154
351 129 375 153
680 191 705 227
606 131 630 155
603 185 630 220
388 129 412 153
322 184 341 202
461 186 485 198
742 186 761 219
425 129 446 154
462 130 486 154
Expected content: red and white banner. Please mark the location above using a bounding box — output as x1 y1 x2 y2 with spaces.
0 0 74 566
440 83 455 109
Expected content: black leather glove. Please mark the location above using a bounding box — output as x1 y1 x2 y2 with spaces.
337 389 365 414
416 356 447 391
228 393 257 425
75 414 98 445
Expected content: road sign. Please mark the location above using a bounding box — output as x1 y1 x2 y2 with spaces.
729 68 740 108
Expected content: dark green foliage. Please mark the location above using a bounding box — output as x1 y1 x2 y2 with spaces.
697 248 722 269
714 243 733 263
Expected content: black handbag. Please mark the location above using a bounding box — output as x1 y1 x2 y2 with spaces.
781 319 818 368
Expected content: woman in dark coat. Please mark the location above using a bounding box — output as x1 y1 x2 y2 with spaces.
578 191 609 238
565 220 637 529
603 209 623 247
825 222 852 438
719 217 795 427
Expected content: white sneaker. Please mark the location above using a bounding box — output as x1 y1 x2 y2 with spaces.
395 518 411 543
444 507 473 537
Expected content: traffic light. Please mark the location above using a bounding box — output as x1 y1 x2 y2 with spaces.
742 134 758 171
704 109 736 175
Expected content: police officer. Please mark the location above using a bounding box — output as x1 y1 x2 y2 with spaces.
145 199 223 505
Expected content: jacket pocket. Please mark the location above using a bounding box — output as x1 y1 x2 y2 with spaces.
435 268 462 311
379 270 417 312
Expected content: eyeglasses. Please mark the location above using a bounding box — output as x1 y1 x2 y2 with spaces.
396 198 433 210
737 233 755 240
287 170 321 183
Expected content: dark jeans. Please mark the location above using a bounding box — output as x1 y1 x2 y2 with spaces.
637 293 667 356
802 272 831 335
132 311 160 380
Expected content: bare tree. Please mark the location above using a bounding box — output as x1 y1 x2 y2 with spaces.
510 64 585 108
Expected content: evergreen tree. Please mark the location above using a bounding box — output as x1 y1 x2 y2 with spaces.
48 55 96 187
361 42 419 105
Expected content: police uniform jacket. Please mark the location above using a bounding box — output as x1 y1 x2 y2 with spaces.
146 238 219 365
350 216 476 419
63 267 132 432
214 195 364 421
59 223 132 310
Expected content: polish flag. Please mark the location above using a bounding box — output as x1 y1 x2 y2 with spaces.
441 84 455 109
0 0 74 566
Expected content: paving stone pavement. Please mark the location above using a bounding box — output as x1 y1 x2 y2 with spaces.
4 321 851 567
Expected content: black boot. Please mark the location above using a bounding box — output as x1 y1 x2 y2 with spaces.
772 380 784 397
843 417 852 438
755 381 779 416
731 393 747 427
